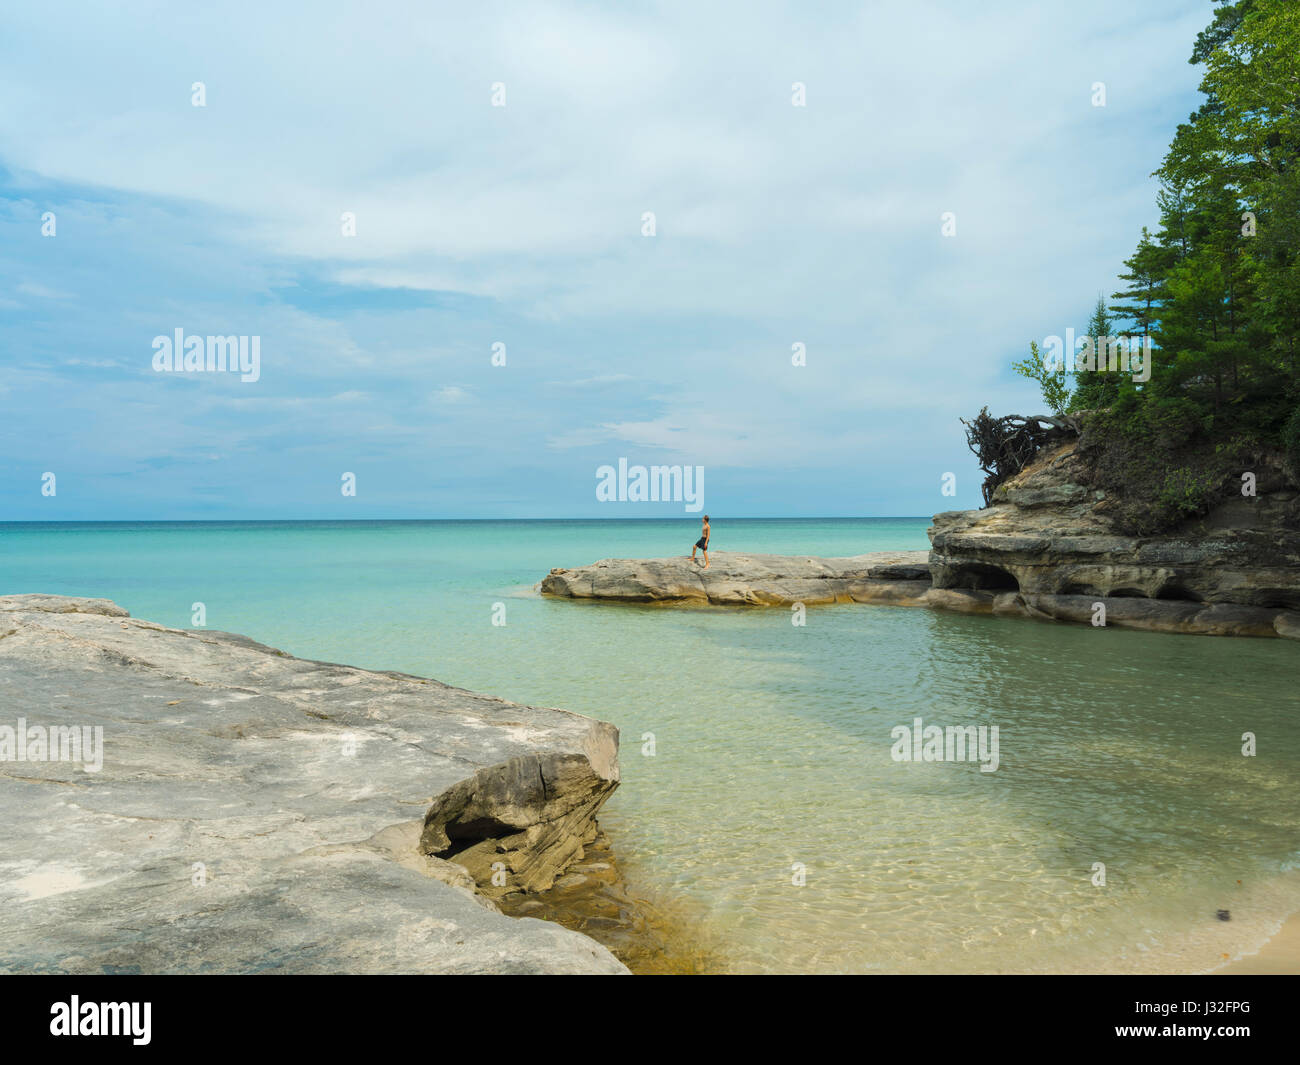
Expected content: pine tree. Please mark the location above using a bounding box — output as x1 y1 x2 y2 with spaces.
1069 297 1122 411
1109 228 1167 338
1010 0 1300 439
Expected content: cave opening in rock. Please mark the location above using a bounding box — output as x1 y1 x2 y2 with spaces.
435 837 480 860
431 814 517 860
948 563 1020 592
1059 582 1101 597
1155 582 1204 603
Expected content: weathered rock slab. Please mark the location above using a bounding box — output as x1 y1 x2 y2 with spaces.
541 551 932 605
0 595 627 974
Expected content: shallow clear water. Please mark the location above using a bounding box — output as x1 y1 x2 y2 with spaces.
4 518 1298 973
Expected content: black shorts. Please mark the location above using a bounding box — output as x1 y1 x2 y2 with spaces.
695 537 709 550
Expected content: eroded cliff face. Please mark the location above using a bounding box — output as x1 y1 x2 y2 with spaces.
540 440 1300 639
0 595 626 974
930 439 1300 638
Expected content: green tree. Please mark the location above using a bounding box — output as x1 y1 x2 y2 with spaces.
1093 0 1300 436
1012 341 1072 415
1004 0 1299 458
1070 297 1122 412
1109 227 1167 338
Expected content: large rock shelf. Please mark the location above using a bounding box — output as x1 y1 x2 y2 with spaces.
0 594 627 974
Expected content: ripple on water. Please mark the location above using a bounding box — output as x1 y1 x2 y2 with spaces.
7 519 1298 974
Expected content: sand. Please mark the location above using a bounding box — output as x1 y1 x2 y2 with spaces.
1217 910 1300 975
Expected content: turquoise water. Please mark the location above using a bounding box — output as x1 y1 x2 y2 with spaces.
4 518 1299 973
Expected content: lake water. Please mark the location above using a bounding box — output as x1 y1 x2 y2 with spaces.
4 518 1298 973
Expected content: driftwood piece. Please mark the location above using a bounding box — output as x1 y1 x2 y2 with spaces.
961 407 1081 505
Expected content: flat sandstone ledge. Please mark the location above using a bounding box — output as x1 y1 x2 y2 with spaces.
0 594 627 974
542 550 933 606
540 552 1300 639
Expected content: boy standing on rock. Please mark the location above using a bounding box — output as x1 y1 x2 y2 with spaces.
691 515 710 568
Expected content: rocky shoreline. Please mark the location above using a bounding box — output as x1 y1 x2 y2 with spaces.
0 594 632 974
497 826 724 974
541 440 1300 641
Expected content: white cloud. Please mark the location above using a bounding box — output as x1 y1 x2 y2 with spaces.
431 386 472 405
0 0 1213 516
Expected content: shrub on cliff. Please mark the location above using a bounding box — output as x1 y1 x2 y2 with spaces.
1076 401 1244 535
1156 468 1218 523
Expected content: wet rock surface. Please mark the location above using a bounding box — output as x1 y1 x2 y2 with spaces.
497 828 724 974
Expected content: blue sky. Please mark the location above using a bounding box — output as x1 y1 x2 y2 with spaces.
0 0 1211 519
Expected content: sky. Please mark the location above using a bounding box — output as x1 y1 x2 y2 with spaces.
0 0 1213 519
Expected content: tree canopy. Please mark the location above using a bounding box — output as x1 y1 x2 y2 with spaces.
1014 0 1300 450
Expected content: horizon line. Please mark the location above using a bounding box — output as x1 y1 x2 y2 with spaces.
0 515 936 524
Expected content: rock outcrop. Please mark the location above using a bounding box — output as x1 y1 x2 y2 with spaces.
930 438 1300 638
540 440 1300 640
0 595 627 974
542 551 932 606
